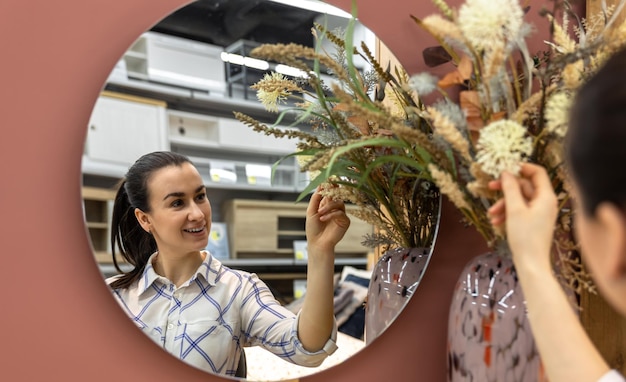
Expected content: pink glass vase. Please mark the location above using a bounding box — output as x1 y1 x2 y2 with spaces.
447 250 547 382
365 246 434 344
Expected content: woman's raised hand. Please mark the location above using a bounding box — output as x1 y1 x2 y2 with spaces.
488 163 559 270
305 188 350 255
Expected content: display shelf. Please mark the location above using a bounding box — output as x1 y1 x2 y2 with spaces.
82 186 116 264
222 199 373 260
168 109 220 142
100 257 367 275
166 107 306 192
105 72 300 125
277 230 305 236
122 37 149 80
122 32 226 94
169 136 220 149
86 222 108 229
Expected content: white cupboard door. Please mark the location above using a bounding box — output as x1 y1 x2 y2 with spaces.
86 95 168 166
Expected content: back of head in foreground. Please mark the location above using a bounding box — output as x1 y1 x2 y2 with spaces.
567 46 626 218
566 46 626 317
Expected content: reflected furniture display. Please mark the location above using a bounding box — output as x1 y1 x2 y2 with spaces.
81 186 116 264
81 31 374 303
122 31 227 96
222 199 371 260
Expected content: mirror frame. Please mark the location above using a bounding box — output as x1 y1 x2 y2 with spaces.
0 0 550 381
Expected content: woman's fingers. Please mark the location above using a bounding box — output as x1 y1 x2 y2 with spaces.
307 187 323 217
520 163 556 205
319 209 351 228
519 177 536 200
500 171 526 208
488 179 502 191
488 199 506 225
488 164 546 227
318 198 345 215
488 172 528 230
490 164 544 200
519 163 550 193
318 197 348 225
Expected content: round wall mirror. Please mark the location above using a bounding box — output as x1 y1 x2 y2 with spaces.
80 1 419 380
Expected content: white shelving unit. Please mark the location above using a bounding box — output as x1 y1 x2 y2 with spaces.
123 32 226 95
166 109 306 193
123 40 148 80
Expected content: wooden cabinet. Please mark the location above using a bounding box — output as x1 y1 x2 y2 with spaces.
222 199 373 260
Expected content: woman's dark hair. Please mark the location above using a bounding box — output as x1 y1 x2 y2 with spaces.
566 46 626 217
109 151 192 289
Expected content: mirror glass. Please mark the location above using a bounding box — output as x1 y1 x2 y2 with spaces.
81 1 408 380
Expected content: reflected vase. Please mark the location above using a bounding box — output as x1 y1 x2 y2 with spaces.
365 246 434 344
447 250 546 382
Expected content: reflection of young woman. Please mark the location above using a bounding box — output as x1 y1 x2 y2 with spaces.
488 48 626 382
106 151 349 377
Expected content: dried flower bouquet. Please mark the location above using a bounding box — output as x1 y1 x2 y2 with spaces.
235 19 442 251
408 0 626 293
235 0 626 294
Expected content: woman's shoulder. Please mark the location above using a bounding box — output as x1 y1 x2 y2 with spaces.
210 258 266 287
218 263 257 282
598 370 626 382
207 251 253 278
104 274 123 286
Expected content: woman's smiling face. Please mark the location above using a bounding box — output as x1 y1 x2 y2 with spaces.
136 162 211 256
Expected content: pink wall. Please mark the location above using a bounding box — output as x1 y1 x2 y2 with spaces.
0 0 553 381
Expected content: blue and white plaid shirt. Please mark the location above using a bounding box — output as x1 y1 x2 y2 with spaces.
107 251 337 376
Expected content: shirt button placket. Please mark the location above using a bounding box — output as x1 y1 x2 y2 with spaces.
164 284 181 350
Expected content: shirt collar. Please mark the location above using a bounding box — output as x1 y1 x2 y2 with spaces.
137 251 222 295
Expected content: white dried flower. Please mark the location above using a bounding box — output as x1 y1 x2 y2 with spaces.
475 119 533 177
408 72 439 95
253 72 301 112
545 92 572 137
457 0 525 52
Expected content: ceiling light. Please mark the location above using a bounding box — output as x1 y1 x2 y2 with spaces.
243 57 270 71
267 0 352 18
221 52 271 71
147 68 221 88
275 64 308 78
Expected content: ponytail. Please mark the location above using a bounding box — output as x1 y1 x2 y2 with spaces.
109 180 157 289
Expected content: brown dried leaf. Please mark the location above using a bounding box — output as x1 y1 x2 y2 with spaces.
460 90 483 131
438 55 473 88
348 116 371 135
